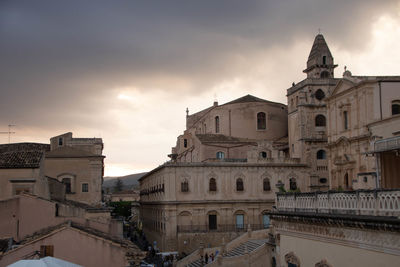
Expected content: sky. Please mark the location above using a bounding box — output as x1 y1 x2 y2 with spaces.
1 0 399 176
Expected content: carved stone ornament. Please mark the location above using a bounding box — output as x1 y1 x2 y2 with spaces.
315 259 332 267
285 252 300 266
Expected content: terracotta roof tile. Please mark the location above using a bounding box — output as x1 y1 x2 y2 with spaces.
0 143 49 168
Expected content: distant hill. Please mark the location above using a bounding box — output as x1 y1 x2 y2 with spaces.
103 172 147 192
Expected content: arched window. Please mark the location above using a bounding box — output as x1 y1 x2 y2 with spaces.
315 89 325 100
62 178 71 193
315 114 326 127
259 151 267 158
289 178 297 191
263 178 271 191
320 71 330 78
392 100 400 115
209 178 217 192
236 178 244 191
215 116 220 133
257 112 266 130
216 151 225 159
316 150 326 159
181 179 189 192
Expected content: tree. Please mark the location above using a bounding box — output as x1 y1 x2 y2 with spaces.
113 178 124 192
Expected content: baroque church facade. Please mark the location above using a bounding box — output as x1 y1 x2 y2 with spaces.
139 34 400 253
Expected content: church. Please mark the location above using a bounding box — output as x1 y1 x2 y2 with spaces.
139 33 400 253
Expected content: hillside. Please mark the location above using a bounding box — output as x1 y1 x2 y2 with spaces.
103 172 147 191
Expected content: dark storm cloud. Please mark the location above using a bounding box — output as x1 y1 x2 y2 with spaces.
0 0 398 129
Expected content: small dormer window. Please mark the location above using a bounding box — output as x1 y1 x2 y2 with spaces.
58 137 63 146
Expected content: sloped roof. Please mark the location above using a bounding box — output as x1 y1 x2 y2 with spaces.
196 134 257 144
0 143 49 169
307 34 333 64
222 94 284 106
45 146 103 158
16 221 143 252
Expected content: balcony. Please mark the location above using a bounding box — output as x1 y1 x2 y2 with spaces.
276 189 400 217
374 136 400 152
177 224 269 233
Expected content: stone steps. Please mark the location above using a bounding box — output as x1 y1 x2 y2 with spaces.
185 239 268 266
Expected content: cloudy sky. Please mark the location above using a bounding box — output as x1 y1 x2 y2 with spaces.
1 0 399 176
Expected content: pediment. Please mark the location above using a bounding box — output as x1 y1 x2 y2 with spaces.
330 79 355 97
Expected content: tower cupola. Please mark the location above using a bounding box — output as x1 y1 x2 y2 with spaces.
303 34 337 79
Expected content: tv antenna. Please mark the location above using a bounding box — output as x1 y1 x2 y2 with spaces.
0 124 16 143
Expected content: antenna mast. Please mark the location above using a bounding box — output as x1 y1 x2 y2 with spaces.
0 124 16 143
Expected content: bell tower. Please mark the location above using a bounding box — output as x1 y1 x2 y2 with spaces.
303 34 338 79
287 33 340 192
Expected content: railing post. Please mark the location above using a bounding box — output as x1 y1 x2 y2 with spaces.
374 189 378 216
327 190 331 214
356 190 360 215
315 192 318 213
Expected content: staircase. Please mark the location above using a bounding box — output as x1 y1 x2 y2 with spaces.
185 239 268 266
224 239 268 257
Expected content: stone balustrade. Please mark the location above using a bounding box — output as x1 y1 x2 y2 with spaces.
276 189 400 217
375 135 400 152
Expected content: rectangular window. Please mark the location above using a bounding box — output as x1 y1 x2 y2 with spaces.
82 183 89 192
236 214 244 229
343 111 348 130
263 214 270 228
58 137 63 146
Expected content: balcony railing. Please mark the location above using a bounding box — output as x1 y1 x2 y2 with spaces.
177 224 269 233
276 189 400 217
374 136 400 152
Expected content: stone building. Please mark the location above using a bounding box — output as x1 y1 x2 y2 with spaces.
45 132 105 205
140 96 310 253
287 34 340 191
326 74 400 189
288 34 400 190
0 132 105 206
271 190 400 267
140 33 400 255
0 143 50 201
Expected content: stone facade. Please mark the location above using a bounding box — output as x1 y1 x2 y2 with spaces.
140 33 400 256
0 143 51 201
45 132 105 205
326 76 400 189
0 132 105 206
287 34 340 191
271 190 400 267
140 95 308 252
